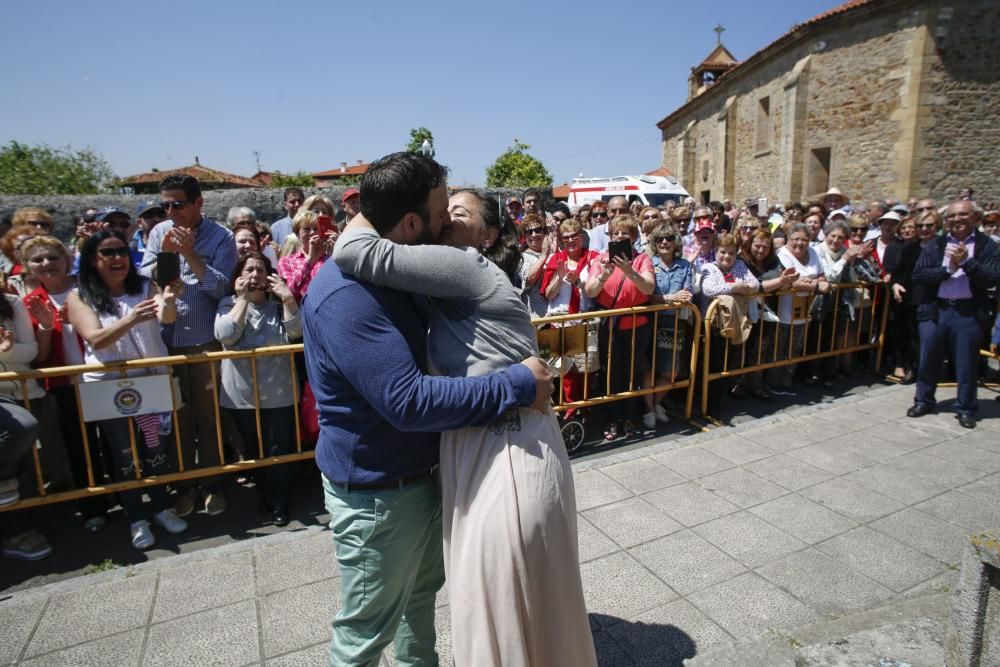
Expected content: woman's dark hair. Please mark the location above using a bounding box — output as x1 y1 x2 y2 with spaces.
77 230 144 315
454 189 522 282
231 251 275 292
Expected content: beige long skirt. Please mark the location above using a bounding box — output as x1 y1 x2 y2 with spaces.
440 408 597 667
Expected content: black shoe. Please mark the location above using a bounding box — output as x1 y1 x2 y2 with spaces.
906 403 937 418
956 414 976 429
900 370 915 385
272 506 289 527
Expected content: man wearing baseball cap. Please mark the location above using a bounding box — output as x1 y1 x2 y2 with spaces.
505 196 523 222
134 200 167 255
342 188 361 221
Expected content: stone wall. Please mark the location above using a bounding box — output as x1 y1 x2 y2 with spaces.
657 0 1000 206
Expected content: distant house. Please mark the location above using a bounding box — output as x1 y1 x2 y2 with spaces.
250 171 275 187
116 158 259 194
311 160 370 187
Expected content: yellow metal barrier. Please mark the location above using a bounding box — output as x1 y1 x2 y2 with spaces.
532 302 703 421
0 344 308 512
699 281 890 417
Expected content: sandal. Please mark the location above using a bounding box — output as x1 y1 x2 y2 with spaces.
603 424 621 441
623 421 636 438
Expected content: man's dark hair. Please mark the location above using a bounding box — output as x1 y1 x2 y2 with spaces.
360 152 448 236
870 200 889 215
523 189 541 201
283 187 305 202
160 175 202 201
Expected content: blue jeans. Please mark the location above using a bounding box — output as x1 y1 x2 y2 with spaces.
323 474 444 667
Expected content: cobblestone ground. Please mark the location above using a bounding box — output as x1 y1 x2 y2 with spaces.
1 383 998 666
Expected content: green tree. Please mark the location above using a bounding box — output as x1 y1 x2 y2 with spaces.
269 170 315 188
0 141 115 194
485 140 552 189
406 127 435 154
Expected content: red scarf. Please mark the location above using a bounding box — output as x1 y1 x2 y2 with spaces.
541 249 598 314
23 284 84 390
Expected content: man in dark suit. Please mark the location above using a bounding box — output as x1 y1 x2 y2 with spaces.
908 200 1000 428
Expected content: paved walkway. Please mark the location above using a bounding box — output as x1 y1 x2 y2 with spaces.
1 384 998 666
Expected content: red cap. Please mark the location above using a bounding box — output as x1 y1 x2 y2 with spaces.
341 188 360 204
695 219 716 233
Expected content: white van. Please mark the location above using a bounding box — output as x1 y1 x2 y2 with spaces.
567 174 690 208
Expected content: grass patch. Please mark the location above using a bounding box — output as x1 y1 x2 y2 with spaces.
85 559 120 574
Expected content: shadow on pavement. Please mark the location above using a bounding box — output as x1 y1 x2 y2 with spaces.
590 613 699 666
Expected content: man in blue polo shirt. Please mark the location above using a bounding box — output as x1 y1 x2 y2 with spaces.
302 152 553 666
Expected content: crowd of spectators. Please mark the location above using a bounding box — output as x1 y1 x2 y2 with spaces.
0 176 998 562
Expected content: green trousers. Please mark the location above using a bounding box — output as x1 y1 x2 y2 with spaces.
323 475 445 667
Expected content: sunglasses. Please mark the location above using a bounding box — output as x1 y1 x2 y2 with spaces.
642 214 661 221
694 214 713 221
656 235 677 244
591 211 608 218
97 247 131 258
561 233 582 242
916 223 937 230
741 225 759 231
82 214 97 223
160 200 189 211
525 227 545 235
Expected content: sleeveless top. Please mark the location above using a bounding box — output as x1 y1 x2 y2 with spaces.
81 285 168 382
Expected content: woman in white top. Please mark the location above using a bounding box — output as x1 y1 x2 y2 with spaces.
215 252 301 527
774 223 831 389
67 230 189 551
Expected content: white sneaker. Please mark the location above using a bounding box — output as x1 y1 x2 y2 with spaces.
654 405 670 423
642 411 657 430
153 509 188 535
130 520 156 550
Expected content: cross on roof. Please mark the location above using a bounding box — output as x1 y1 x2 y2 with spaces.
714 23 725 45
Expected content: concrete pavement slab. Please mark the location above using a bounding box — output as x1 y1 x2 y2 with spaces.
799 477 906 522
922 440 1000 472
582 496 683 549
842 463 949 505
887 451 985 487
694 512 806 568
24 573 156 657
254 528 337 596
748 494 858 545
629 530 746 596
785 437 878 475
859 421 956 449
640 482 740 528
956 427 1000 452
756 549 894 617
686 572 820 640
265 641 326 667
736 422 823 451
742 453 834 491
579 552 677 627
956 472 1000 504
0 594 45 664
816 527 945 593
701 434 776 465
572 469 633 511
869 508 972 565
144 599 259 667
152 551 255 623
18 628 144 667
694 467 788 508
650 446 735 480
260 578 339 658
598 457 686 495
914 489 1000 532
576 515 620 563
606 598 732 665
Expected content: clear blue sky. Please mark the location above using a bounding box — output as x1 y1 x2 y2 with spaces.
1 0 835 187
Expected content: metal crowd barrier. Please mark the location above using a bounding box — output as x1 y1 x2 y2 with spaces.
699 281 890 417
532 302 703 421
0 344 310 512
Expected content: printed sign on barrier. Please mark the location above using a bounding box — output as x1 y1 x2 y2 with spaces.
78 375 174 422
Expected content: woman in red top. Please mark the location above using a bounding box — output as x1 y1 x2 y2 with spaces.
583 215 656 440
540 218 600 413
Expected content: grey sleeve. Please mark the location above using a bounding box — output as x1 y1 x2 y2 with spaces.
332 227 495 300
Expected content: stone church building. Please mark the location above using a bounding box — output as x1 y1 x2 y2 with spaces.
656 0 1000 206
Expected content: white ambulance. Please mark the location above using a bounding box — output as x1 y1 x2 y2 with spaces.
566 174 690 208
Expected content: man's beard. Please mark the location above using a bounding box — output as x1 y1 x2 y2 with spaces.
412 208 439 245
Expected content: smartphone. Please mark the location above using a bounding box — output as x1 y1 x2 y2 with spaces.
316 214 334 238
757 197 768 215
608 239 634 263
156 252 180 288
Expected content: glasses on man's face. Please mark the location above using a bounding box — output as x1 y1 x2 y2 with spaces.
525 227 545 235
97 247 131 258
561 233 582 242
609 208 628 216
694 214 713 222
160 200 189 211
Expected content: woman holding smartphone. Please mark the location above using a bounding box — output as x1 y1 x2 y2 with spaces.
583 215 656 440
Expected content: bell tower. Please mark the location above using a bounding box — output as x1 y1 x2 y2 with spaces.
688 25 739 100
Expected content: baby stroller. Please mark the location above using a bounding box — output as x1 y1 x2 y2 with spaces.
538 319 600 455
